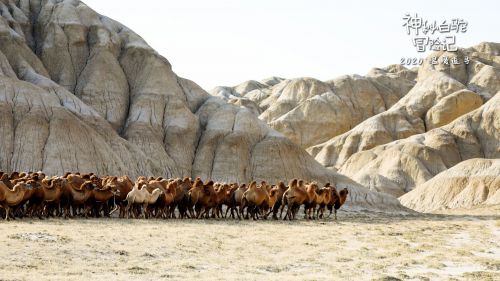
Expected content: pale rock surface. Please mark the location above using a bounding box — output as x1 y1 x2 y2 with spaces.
399 159 500 212
311 47 499 169
0 0 405 211
425 89 483 130
215 66 417 148
337 93 500 196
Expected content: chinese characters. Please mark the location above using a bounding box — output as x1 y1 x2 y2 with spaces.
403 14 468 52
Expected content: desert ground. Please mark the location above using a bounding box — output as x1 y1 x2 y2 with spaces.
0 207 498 281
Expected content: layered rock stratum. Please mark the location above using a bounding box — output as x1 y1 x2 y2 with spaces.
337 93 499 197
0 0 407 211
212 66 417 149
399 158 499 212
215 43 499 206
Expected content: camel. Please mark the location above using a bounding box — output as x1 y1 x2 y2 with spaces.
0 174 13 189
228 183 247 219
89 185 116 217
266 186 280 217
0 170 351 221
315 185 333 219
169 177 192 219
160 180 178 218
188 179 217 219
324 183 340 218
145 179 177 218
271 182 288 219
213 183 232 218
65 181 94 218
280 179 310 220
8 179 39 219
333 188 349 220
303 182 320 219
143 187 164 219
0 182 30 220
40 177 65 217
104 176 133 218
240 181 272 220
123 183 149 219
124 184 163 219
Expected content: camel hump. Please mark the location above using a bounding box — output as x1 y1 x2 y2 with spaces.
42 178 55 188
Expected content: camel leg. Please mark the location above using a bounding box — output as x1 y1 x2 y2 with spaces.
284 204 292 220
239 203 245 219
4 206 10 221
198 207 206 219
272 203 280 220
279 199 288 220
142 204 148 219
120 204 126 218
334 209 337 220
125 203 131 219
292 205 299 220
230 205 236 219
155 207 163 219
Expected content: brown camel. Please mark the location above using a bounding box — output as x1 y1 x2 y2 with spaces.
315 185 333 219
66 181 94 218
240 181 272 220
271 181 289 219
169 177 192 218
228 183 247 219
40 178 65 217
333 188 349 220
281 179 309 220
188 179 217 219
0 182 30 220
105 176 133 218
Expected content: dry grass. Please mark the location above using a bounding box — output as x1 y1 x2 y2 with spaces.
0 209 498 281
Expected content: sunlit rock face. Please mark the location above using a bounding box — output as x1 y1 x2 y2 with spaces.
400 158 500 212
0 0 409 211
213 42 499 202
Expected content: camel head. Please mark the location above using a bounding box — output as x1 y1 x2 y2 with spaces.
42 178 53 187
167 181 177 194
334 188 349 210
81 181 94 191
339 188 348 201
298 180 305 188
192 178 203 189
249 181 257 189
37 172 46 179
277 181 286 190
9 171 20 180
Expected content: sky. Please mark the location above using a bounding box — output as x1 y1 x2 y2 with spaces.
84 0 499 91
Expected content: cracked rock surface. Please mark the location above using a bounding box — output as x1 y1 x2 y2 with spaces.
0 0 407 211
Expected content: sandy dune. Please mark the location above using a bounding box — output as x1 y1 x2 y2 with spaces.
0 208 498 281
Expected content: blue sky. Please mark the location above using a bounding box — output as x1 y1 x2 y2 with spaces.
84 0 499 90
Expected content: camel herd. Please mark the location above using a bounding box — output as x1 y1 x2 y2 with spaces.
0 171 349 221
